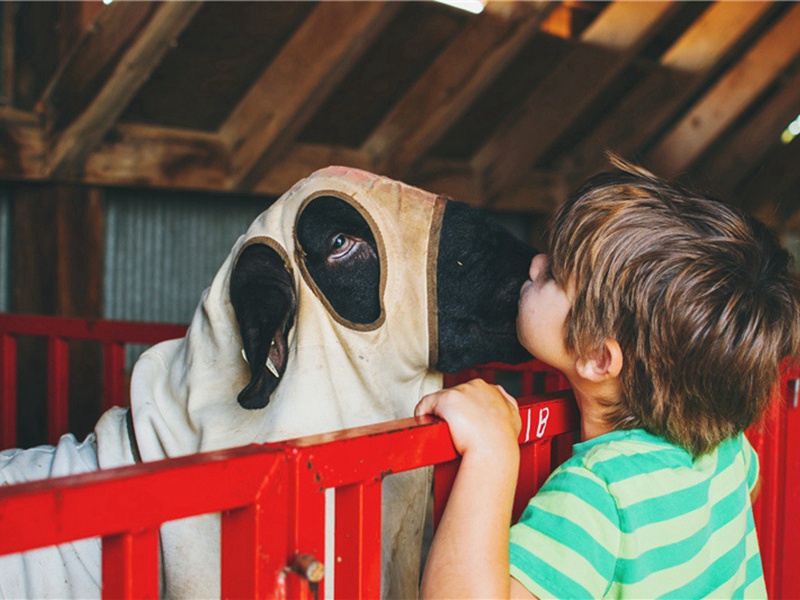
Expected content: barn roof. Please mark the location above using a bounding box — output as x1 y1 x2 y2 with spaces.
2 1 799 228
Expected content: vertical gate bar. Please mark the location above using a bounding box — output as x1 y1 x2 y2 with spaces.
47 337 69 445
513 443 537 523
102 528 160 600
520 370 534 396
334 481 382 599
764 389 787 599
103 342 127 411
286 452 326 600
221 457 289 600
433 460 459 531
0 334 17 448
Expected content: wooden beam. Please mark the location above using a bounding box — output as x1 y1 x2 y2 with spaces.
362 2 553 176
84 123 229 192
646 3 800 177
740 138 800 223
37 2 157 135
219 2 399 192
1 2 17 106
562 1 773 181
691 62 800 200
48 1 201 179
411 157 566 212
473 1 676 202
0 106 45 179
254 142 376 197
0 113 568 215
11 184 105 445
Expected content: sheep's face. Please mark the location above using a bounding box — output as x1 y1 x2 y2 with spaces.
436 200 535 372
230 190 535 410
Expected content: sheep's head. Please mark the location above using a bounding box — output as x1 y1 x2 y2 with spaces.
229 189 535 410
231 195 381 409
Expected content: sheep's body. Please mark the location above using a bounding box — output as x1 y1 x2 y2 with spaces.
0 167 535 599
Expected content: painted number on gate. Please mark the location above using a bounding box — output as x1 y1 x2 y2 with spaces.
524 406 551 442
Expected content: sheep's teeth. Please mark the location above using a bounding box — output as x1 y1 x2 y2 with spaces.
266 356 280 378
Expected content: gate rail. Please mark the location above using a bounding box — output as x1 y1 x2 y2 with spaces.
0 394 579 599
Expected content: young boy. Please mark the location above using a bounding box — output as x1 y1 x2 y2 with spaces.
415 158 800 599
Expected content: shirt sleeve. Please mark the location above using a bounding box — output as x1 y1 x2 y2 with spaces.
509 464 620 599
741 433 760 493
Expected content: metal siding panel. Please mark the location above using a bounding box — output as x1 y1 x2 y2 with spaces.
104 189 268 364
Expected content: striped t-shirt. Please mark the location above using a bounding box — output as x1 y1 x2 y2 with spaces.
509 429 765 598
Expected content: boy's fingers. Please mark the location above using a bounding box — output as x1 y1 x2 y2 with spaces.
496 385 518 408
414 392 439 417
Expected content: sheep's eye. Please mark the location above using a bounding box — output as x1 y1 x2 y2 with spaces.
330 234 356 259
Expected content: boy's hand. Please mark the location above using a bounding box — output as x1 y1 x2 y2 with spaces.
415 379 522 459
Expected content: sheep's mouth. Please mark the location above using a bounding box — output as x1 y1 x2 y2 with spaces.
238 332 290 410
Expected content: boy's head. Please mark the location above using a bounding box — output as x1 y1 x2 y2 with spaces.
548 157 800 455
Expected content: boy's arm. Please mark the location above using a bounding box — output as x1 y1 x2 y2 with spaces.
415 380 537 600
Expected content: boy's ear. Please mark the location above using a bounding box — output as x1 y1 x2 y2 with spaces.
575 339 623 383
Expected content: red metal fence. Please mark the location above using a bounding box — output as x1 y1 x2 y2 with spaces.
0 313 186 448
0 314 799 598
0 390 578 598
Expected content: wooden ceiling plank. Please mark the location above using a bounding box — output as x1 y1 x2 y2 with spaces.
0 106 45 179
472 1 676 202
562 1 773 181
692 64 800 199
409 157 566 212
48 1 202 179
220 2 399 192
37 2 157 133
362 2 554 176
646 3 800 177
742 139 800 226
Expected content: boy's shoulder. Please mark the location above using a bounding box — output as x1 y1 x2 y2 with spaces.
561 429 752 489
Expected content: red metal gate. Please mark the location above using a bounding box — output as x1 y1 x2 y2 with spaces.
0 391 578 598
0 313 798 597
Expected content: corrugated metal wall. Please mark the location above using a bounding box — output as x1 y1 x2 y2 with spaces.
0 188 11 312
103 188 270 362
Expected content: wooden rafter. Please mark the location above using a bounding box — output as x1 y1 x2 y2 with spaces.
48 1 202 178
37 2 157 135
410 157 566 212
84 123 229 192
219 2 399 192
692 62 800 200
362 2 554 177
744 139 800 227
646 3 800 177
562 1 773 181
472 0 676 203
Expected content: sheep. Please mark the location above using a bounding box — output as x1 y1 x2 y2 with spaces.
0 167 535 599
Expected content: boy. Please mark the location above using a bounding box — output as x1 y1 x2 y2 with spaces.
415 158 800 599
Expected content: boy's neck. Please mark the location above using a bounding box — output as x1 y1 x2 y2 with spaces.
570 378 620 442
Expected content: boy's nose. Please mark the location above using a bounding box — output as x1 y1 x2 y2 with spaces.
529 254 549 281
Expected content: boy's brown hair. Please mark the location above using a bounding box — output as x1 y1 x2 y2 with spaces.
549 157 800 455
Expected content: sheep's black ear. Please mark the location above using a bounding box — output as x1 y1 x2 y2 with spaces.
230 244 296 409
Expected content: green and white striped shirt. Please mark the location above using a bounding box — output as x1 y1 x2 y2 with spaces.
510 429 765 599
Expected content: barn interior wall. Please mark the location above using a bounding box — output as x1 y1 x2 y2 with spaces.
102 187 270 365
0 188 10 312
